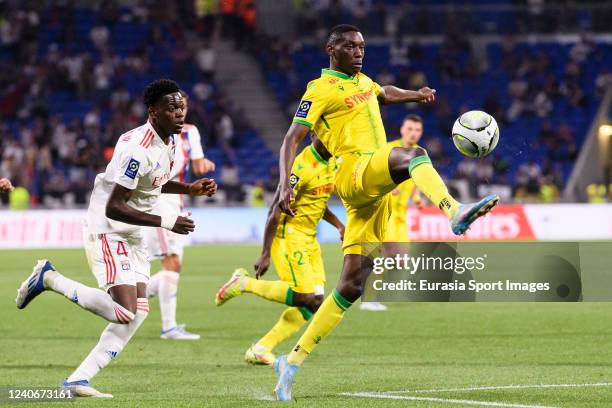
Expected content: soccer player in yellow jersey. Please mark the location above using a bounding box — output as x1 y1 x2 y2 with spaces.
385 114 426 243
214 134 344 365
272 25 499 400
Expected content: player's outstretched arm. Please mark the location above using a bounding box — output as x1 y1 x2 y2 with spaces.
0 178 14 193
323 206 345 241
378 85 436 105
106 183 195 234
278 123 310 216
162 178 217 196
191 158 216 177
254 187 282 279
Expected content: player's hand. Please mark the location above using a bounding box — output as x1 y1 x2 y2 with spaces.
278 186 296 216
254 254 271 279
202 158 216 173
189 178 217 197
0 178 14 193
417 87 436 104
171 215 195 235
337 225 345 241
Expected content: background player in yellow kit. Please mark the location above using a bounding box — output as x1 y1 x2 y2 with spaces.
214 133 344 365
385 114 426 243
272 24 499 400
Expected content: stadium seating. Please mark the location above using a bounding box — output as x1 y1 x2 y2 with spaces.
2 7 276 195
261 41 612 185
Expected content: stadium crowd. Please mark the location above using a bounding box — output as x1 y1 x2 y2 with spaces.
1 1 611 207
0 1 253 207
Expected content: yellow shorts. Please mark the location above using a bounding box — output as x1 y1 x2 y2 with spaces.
270 235 325 294
384 216 409 242
334 146 397 255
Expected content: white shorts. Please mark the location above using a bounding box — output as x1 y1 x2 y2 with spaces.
83 224 151 291
143 226 185 260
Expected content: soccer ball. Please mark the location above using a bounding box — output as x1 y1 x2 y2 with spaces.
451 110 499 158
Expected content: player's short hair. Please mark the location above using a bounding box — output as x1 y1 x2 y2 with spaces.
403 114 423 124
143 79 180 108
327 24 361 46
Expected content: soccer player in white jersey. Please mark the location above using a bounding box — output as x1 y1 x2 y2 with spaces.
145 90 216 340
15 79 217 398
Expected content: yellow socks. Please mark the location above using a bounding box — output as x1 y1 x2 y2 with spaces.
258 307 308 351
244 278 292 305
287 289 352 365
409 157 459 218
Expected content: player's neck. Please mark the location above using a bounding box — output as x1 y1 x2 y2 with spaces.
329 63 357 78
150 121 172 145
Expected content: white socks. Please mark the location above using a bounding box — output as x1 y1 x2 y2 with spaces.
66 298 149 382
146 272 161 298
45 271 134 323
157 270 179 332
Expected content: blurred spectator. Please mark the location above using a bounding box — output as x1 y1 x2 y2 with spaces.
219 161 244 203
0 178 13 193
214 108 237 163
595 69 612 98
9 185 29 210
237 0 256 51
539 177 559 203
249 180 266 208
376 68 395 86
538 120 556 147
389 35 409 67
533 91 552 117
515 161 543 201
586 184 607 203
89 21 110 52
196 41 216 80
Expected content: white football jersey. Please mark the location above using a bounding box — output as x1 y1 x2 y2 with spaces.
154 123 205 211
86 121 176 234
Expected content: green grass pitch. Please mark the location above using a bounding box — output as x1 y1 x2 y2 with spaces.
1 245 612 407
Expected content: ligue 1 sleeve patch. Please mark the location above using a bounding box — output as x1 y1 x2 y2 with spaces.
289 173 300 189
124 158 140 179
295 100 312 118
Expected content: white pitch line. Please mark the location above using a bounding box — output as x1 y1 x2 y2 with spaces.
341 392 558 408
381 382 612 394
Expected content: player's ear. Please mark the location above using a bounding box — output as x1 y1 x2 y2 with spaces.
326 42 334 58
148 106 157 122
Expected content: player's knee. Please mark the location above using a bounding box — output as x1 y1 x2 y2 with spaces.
136 298 149 317
336 280 362 303
113 306 136 324
400 146 428 163
389 146 429 183
162 255 181 272
294 292 320 313
311 295 324 312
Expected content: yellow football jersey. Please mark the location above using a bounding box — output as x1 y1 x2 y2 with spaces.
292 69 386 157
277 144 338 239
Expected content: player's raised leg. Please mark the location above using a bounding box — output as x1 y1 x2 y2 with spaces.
216 267 292 306
16 259 135 324
388 146 499 233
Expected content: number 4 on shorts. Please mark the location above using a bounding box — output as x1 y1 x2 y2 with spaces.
117 242 128 256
